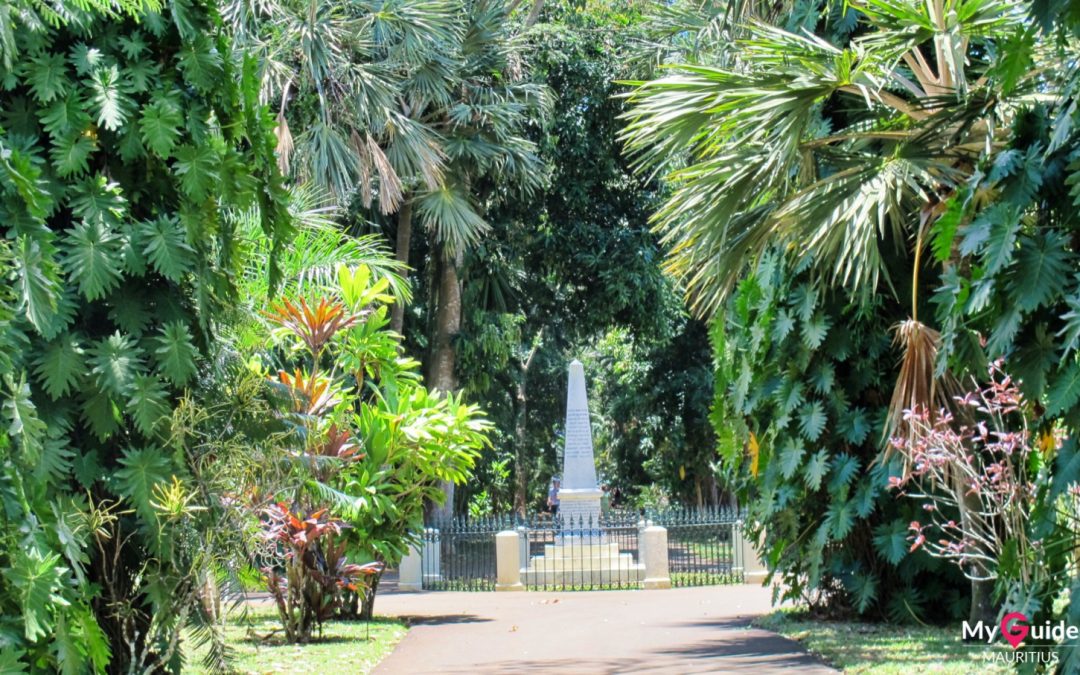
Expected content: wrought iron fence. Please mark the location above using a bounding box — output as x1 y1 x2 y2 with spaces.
418 507 744 592
420 515 518 591
660 507 743 587
521 514 643 591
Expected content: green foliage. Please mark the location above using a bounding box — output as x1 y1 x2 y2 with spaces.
442 4 717 512
213 262 490 631
709 253 968 620
0 0 290 669
925 9 1080 647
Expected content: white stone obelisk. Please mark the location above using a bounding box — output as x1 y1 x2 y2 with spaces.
558 360 603 532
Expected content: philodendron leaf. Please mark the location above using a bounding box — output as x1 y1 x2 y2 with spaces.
13 236 62 337
33 333 84 399
873 519 909 566
60 219 123 301
153 321 197 386
804 450 830 491
4 374 47 459
778 438 805 479
798 400 826 441
88 332 143 397
10 549 69 641
127 374 169 436
114 447 172 518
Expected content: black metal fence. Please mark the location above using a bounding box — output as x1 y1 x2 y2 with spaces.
418 507 744 592
521 513 643 591
662 507 743 587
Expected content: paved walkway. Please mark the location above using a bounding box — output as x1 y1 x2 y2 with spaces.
374 584 836 674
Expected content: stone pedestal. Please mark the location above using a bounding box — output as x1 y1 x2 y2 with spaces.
521 541 645 586
422 528 442 584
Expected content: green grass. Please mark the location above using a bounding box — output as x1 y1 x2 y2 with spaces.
670 571 740 586
755 608 1011 674
182 607 407 674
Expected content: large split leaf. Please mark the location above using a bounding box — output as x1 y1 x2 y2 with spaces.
153 321 197 386
33 334 84 399
114 447 172 517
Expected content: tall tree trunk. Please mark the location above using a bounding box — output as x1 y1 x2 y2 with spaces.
428 245 461 521
512 333 542 515
390 200 413 336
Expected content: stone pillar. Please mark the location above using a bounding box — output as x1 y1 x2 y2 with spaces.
495 530 525 591
736 521 768 584
558 360 603 532
422 528 442 584
398 542 422 592
641 525 671 590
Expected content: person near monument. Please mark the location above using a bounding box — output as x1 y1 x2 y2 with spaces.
547 477 560 516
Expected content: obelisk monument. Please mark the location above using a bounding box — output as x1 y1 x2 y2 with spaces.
558 360 603 532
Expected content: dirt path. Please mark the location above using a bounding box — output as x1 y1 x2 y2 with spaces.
373 584 835 674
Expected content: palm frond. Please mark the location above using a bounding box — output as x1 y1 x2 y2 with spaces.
236 185 411 302
622 19 1004 316
416 182 489 255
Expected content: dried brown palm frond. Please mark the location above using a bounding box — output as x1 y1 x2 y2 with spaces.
882 319 961 465
274 113 294 176
352 132 405 214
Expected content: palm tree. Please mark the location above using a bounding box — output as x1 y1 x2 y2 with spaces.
621 0 1033 622
407 0 548 518
223 0 459 211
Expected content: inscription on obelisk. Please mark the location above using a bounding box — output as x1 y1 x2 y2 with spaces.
558 360 603 531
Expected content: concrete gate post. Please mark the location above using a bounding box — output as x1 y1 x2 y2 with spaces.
398 542 423 592
495 530 525 591
642 525 671 590
735 521 768 584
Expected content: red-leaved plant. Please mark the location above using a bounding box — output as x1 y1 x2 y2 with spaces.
262 503 382 642
888 361 1045 586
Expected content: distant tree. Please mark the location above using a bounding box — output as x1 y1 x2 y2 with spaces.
448 0 720 512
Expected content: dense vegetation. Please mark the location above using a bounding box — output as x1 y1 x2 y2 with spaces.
2 0 1079 670
0 0 292 668
625 0 1080 660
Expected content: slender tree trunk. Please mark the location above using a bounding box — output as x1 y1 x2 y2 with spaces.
390 200 413 336
960 488 996 624
513 381 529 515
428 245 461 521
512 334 542 515
524 0 544 26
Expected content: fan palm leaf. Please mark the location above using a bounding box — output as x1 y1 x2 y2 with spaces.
622 8 1021 316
